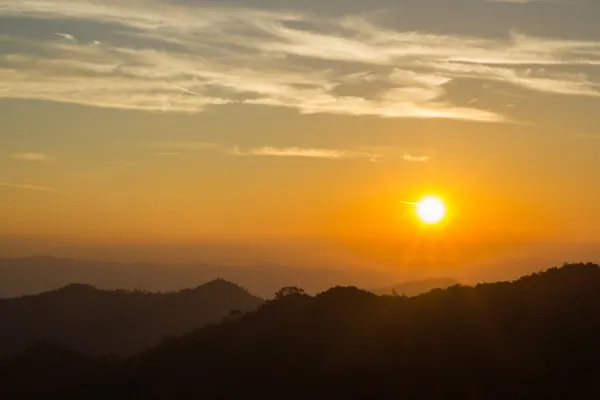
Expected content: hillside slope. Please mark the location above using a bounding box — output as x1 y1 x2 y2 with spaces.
0 279 263 358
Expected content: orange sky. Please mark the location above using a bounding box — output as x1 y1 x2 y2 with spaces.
1 0 600 283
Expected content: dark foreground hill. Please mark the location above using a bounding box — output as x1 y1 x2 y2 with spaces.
2 263 600 399
0 279 263 358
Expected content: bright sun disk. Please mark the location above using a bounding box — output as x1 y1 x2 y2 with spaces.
416 196 446 225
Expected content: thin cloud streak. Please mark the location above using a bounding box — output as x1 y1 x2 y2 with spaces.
11 152 52 161
0 182 58 192
231 146 383 161
403 153 431 162
53 32 76 41
151 141 433 163
424 62 600 97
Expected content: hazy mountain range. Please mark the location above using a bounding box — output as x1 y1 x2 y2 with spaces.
0 279 263 358
0 255 425 298
0 255 457 359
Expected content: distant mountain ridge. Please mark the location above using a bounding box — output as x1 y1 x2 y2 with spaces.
0 255 399 298
369 278 460 297
0 279 263 359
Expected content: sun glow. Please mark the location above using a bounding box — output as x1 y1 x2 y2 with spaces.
416 196 447 225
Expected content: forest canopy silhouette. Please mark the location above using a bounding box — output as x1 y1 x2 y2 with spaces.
1 263 600 399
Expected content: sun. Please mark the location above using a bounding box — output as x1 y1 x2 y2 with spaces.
416 196 447 225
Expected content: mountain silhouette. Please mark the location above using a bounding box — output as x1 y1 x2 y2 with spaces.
0 255 399 298
0 279 263 358
2 263 600 399
369 277 460 296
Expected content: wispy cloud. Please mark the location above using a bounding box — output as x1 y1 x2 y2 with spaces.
424 61 600 97
0 0 598 122
151 141 386 161
53 32 76 41
403 153 431 162
231 146 383 161
0 182 58 192
150 141 436 163
11 152 52 161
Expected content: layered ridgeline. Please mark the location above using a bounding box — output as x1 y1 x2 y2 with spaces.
0 279 263 358
2 263 600 399
0 256 401 299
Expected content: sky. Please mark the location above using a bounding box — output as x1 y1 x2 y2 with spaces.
1 0 599 282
